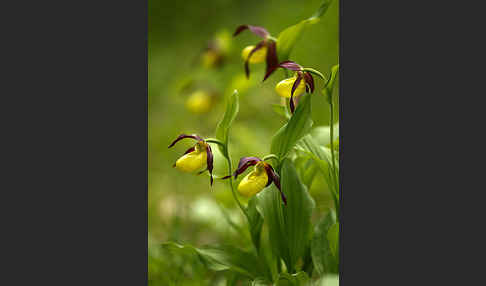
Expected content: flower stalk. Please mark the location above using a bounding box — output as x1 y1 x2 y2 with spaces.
225 151 249 220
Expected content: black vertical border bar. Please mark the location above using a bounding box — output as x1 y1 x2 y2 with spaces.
5 0 150 283
143 0 149 282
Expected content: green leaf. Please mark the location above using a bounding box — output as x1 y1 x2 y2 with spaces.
251 277 272 286
311 124 339 148
314 275 339 286
162 242 264 278
277 0 333 61
255 185 288 270
296 135 333 174
296 134 339 204
256 159 316 273
276 272 310 286
327 222 339 259
323 65 339 102
277 20 307 62
302 160 319 189
272 103 291 119
280 159 316 271
271 94 313 161
246 196 263 251
311 211 338 275
215 90 239 156
309 0 333 21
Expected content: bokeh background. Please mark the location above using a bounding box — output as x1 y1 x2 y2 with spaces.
149 0 338 284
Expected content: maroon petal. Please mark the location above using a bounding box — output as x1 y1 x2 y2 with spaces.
168 134 203 148
183 146 196 155
289 95 295 114
304 72 315 93
206 145 214 186
264 41 279 81
264 164 287 205
289 73 303 113
233 25 269 38
244 41 266 78
263 66 278 81
291 73 303 97
279 61 302 71
233 156 261 179
263 60 302 82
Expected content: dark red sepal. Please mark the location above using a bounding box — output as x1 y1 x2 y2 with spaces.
183 146 196 155
244 41 266 78
206 144 214 186
168 134 203 148
263 60 302 82
264 41 279 81
279 61 303 71
233 25 269 38
291 73 303 97
233 157 261 179
263 164 287 205
289 73 303 113
303 72 315 93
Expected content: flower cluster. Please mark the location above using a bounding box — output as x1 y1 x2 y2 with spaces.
169 23 328 206
234 25 318 113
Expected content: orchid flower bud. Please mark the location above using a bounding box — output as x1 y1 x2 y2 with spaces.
241 45 267 64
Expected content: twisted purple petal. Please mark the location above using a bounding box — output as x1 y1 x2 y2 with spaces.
206 144 214 186
279 61 303 71
183 146 196 155
264 41 279 81
244 41 266 78
303 72 315 93
264 164 287 205
289 73 303 113
168 134 203 148
233 25 269 38
233 157 261 179
263 60 302 82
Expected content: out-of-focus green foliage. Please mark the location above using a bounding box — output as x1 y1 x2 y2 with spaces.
149 0 339 285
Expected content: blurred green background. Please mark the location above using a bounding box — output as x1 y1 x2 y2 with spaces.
149 0 338 284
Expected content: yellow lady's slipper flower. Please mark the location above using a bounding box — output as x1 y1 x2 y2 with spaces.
168 134 214 185
175 142 208 173
237 162 269 197
185 91 212 114
264 61 317 113
275 76 306 98
233 24 278 79
241 45 267 64
224 156 287 205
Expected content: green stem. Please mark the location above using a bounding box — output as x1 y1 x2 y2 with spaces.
302 67 328 82
262 154 279 164
223 147 248 220
205 138 225 147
